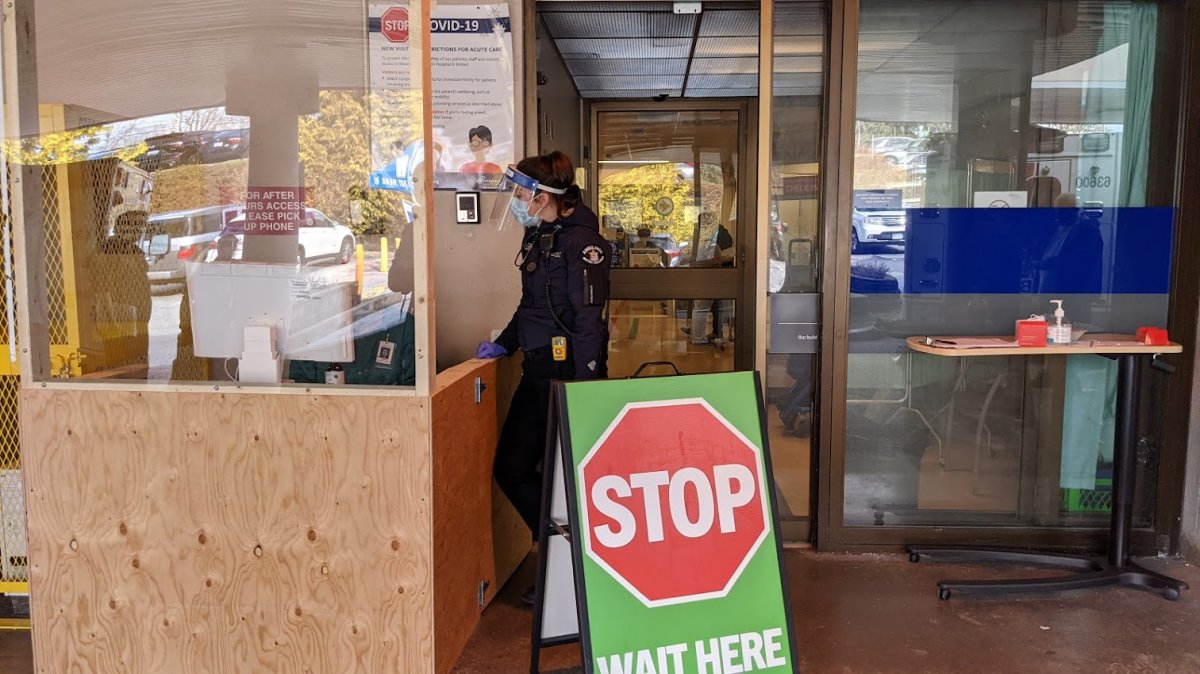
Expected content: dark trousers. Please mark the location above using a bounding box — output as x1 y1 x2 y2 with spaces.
494 351 575 535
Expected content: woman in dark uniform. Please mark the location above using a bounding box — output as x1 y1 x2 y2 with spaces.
475 151 611 540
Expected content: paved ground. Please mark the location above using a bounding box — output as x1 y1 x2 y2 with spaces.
454 549 1200 673
5 550 1199 673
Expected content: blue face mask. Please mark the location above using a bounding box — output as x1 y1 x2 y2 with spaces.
509 195 544 228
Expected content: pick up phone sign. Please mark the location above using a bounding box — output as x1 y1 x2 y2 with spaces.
243 187 304 235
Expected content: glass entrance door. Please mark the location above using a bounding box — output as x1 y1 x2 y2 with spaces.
764 0 830 541
592 102 756 378
820 0 1184 550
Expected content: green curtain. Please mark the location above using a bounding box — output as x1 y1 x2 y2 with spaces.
1060 355 1118 490
1057 4 1159 491
1112 2 1158 207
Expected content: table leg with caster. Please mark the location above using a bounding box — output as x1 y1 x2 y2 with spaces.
927 559 1188 601
905 354 1189 602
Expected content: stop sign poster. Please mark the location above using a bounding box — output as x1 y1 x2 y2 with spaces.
558 371 797 674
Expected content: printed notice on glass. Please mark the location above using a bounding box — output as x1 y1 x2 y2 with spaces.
243 187 304 235
368 4 515 193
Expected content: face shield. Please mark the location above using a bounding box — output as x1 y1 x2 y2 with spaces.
489 165 566 231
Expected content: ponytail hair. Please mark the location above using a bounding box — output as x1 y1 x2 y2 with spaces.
560 184 582 214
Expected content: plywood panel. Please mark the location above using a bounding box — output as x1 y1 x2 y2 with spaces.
432 360 498 674
22 389 433 673
491 356 532 588
428 357 533 673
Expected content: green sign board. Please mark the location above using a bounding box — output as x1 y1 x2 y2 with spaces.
534 371 797 674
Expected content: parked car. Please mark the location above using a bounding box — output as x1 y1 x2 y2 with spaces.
879 139 929 166
203 128 250 163
901 149 932 174
134 131 217 171
851 208 906 253
868 136 914 156
140 204 239 289
103 160 154 238
214 207 357 265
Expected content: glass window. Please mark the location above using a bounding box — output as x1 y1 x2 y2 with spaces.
843 0 1178 527
596 110 740 269
9 2 442 389
606 299 736 379
195 212 225 236
766 0 828 525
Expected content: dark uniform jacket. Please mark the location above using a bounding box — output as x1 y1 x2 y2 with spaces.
495 204 610 379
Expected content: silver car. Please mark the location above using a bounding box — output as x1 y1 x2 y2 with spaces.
851 208 906 253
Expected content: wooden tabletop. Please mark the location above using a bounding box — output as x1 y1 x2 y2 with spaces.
906 335 1183 357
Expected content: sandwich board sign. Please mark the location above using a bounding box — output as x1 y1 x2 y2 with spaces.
531 371 798 674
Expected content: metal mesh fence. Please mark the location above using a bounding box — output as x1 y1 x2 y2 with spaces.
0 167 25 586
0 376 25 584
42 166 69 345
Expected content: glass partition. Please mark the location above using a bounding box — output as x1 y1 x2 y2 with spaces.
843 0 1179 528
596 109 740 269
605 298 737 378
2 0 507 390
766 0 828 528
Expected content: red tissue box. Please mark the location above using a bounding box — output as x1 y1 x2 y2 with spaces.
1136 327 1169 346
1016 319 1048 347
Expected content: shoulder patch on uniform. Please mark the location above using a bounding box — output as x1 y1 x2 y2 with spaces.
581 245 605 265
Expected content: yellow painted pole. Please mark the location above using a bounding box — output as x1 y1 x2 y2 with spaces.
355 243 365 295
380 236 390 273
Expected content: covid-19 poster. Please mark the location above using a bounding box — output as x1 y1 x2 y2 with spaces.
368 4 514 194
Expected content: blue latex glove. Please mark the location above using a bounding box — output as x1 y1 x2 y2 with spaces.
476 341 507 359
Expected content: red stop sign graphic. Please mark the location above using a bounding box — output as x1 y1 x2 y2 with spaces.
380 7 410 43
579 400 769 607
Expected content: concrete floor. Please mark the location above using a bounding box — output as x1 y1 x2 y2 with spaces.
0 629 32 673
4 550 1199 673
454 550 1200 674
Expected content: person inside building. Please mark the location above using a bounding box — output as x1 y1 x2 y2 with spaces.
684 213 736 346
476 153 611 594
213 233 237 262
89 209 152 368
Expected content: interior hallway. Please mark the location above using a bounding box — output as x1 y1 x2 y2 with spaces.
454 550 1200 673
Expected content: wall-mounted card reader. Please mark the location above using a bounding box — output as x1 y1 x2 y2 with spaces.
456 191 480 224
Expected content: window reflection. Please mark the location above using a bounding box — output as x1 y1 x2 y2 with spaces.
596 110 740 269
25 98 419 385
844 0 1176 527
766 0 828 526
605 299 736 379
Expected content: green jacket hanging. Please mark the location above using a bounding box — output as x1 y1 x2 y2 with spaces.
289 294 416 387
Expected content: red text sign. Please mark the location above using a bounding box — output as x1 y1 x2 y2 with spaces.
243 187 304 235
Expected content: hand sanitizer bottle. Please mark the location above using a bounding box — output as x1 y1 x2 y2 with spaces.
1048 300 1072 344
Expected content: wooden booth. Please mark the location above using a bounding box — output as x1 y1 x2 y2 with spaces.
4 0 532 670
